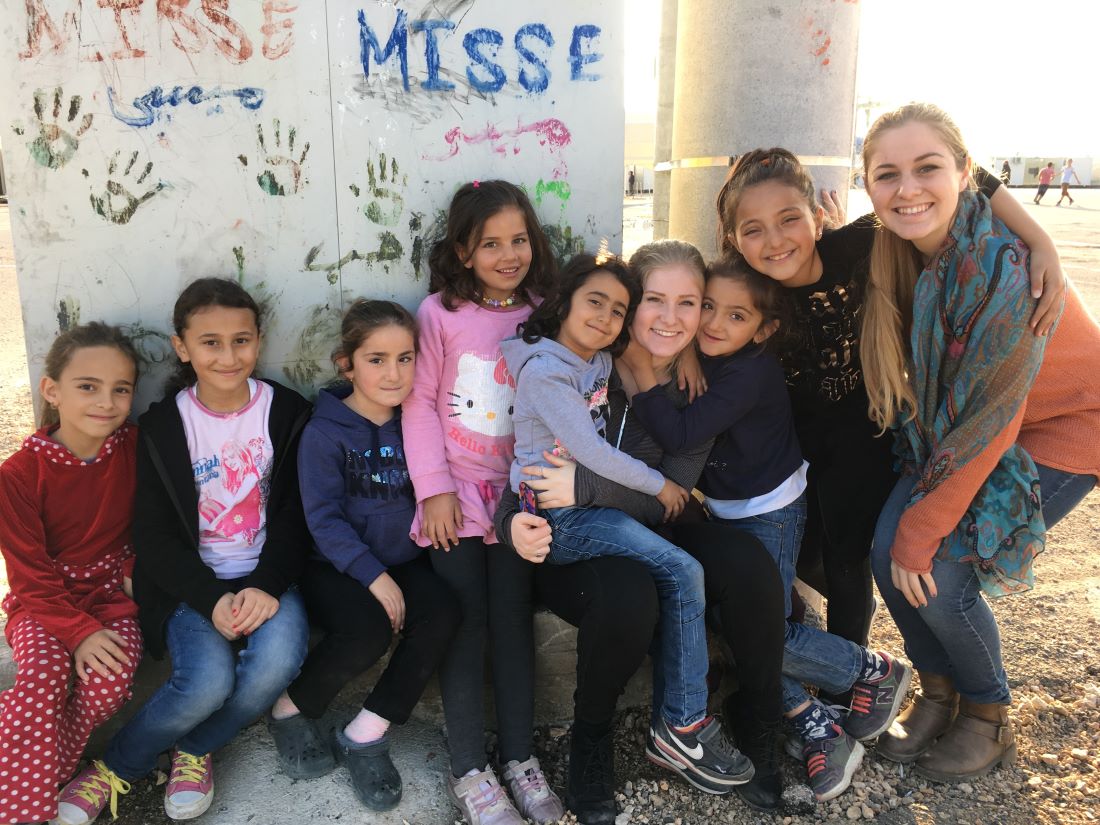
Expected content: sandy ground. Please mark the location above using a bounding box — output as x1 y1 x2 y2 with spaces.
1 191 1100 823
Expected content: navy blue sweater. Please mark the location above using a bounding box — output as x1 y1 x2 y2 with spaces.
631 345 803 500
298 385 421 587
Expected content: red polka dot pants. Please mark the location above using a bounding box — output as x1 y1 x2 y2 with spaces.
0 616 142 823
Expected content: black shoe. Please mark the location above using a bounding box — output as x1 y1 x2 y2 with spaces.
266 713 337 780
565 719 617 825
725 698 783 811
334 729 402 812
651 716 754 793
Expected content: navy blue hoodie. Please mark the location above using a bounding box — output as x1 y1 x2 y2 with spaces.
298 385 420 586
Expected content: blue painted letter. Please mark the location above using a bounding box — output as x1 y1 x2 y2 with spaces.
359 8 409 91
412 19 456 91
464 28 506 93
569 24 602 81
515 23 553 95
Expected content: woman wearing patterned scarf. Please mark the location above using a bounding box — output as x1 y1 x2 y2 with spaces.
860 103 1100 783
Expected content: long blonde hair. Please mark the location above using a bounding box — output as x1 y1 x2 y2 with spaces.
861 103 970 431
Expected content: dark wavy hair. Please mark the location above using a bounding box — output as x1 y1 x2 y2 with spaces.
39 322 140 427
428 180 556 310
519 252 638 357
705 254 795 354
715 147 818 255
332 298 418 377
167 278 262 393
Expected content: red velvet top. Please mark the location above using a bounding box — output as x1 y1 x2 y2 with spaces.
0 423 138 652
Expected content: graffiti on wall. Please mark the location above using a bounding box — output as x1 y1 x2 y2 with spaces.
2 0 624 404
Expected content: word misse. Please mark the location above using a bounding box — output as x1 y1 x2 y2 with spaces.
359 9 604 95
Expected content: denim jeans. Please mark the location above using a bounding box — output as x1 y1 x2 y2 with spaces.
717 494 863 713
543 506 708 727
871 464 1095 705
716 492 807 618
104 588 309 781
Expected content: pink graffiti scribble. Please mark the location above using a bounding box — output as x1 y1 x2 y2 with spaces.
803 18 833 68
422 118 573 179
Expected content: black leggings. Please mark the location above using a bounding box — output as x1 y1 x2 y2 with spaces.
665 522 785 726
288 556 460 724
430 537 538 775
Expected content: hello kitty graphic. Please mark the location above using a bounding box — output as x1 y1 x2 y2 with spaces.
447 352 517 438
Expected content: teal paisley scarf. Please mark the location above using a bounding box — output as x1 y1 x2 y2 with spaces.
898 190 1053 597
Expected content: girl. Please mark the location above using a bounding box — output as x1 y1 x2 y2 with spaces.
862 103 1100 781
267 299 460 811
714 147 1065 649
53 278 313 824
500 252 755 796
402 180 563 824
0 323 142 825
497 240 787 819
623 256 910 802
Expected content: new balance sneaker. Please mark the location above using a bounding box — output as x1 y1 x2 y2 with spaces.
649 717 754 794
52 760 130 825
845 653 912 741
164 750 214 821
447 765 525 825
803 725 865 802
502 756 564 824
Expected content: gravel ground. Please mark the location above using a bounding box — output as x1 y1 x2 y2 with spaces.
2 195 1100 824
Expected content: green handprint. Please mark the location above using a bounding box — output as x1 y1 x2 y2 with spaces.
241 119 310 196
349 154 406 226
84 151 164 225
13 88 93 170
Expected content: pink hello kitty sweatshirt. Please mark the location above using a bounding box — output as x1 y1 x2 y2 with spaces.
402 293 534 546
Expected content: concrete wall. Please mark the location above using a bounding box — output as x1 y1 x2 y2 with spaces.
0 0 624 413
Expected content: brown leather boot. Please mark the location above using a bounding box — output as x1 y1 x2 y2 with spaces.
877 671 957 764
914 699 1016 782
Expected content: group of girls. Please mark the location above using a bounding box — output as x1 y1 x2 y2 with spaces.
2 101 1098 825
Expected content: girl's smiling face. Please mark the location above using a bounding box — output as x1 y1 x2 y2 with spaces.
729 180 823 288
630 264 703 361
556 270 630 360
865 120 970 259
698 277 778 357
39 345 136 459
460 205 533 302
343 324 416 425
171 305 260 412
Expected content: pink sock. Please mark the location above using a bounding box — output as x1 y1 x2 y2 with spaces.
344 708 390 744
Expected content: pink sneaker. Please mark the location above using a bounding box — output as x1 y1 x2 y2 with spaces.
52 760 130 825
164 750 214 821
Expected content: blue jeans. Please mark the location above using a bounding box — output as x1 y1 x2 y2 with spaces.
871 464 1095 705
104 588 309 781
719 494 864 713
543 506 708 727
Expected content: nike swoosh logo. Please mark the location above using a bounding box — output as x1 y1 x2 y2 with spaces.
667 730 704 761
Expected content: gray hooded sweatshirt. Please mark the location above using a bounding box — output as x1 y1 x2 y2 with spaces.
500 335 666 497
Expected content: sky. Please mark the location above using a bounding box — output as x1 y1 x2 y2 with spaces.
625 0 1100 158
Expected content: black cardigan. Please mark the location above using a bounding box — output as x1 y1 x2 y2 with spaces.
130 379 312 658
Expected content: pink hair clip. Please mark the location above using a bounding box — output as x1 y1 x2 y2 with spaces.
473 180 480 188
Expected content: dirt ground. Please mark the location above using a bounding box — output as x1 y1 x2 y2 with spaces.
1 191 1099 824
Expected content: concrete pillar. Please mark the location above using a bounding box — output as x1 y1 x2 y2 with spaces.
651 0 678 240
667 0 861 258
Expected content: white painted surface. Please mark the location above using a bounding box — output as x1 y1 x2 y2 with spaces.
0 0 624 410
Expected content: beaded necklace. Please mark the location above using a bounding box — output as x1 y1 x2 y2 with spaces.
479 292 519 309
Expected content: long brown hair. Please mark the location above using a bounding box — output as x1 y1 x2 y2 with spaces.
428 180 556 311
861 103 970 431
39 322 140 427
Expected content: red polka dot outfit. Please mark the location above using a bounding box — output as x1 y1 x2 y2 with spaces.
0 425 142 823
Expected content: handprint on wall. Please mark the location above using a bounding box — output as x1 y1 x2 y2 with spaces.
240 119 310 196
12 88 93 170
349 153 406 226
83 150 164 225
